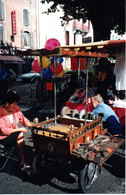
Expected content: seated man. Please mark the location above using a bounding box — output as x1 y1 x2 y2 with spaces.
90 94 122 136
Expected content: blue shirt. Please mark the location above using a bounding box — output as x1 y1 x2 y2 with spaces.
0 67 10 80
92 102 122 135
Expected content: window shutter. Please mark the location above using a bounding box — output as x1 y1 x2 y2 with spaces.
21 30 24 47
0 1 2 20
0 26 3 43
0 25 5 44
2 1 5 21
27 11 30 26
30 32 34 48
0 0 5 21
23 9 26 26
3 25 5 44
23 9 30 27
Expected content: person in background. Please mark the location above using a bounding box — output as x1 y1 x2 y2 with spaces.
95 58 116 100
96 71 113 100
90 94 122 136
0 90 33 171
0 60 11 104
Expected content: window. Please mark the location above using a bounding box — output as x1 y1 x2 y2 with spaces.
23 9 30 27
0 25 6 44
66 31 69 45
21 30 33 48
0 0 5 21
22 31 30 46
74 33 76 45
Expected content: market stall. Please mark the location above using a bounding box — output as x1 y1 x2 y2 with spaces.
15 40 125 193
54 40 126 127
15 39 126 120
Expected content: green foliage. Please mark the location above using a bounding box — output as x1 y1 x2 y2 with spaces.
41 0 125 41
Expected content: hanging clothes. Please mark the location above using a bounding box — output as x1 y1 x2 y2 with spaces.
114 55 126 90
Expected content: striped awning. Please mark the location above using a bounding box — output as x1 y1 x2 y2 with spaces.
15 40 126 58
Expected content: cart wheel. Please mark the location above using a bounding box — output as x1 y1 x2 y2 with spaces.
32 152 45 174
78 162 99 193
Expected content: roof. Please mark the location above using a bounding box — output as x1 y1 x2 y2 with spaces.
15 48 58 57
0 55 25 63
57 40 126 57
15 40 126 58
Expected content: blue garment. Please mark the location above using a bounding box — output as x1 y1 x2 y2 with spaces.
0 67 10 80
0 67 10 104
92 102 122 135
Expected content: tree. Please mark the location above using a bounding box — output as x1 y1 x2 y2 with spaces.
41 0 125 41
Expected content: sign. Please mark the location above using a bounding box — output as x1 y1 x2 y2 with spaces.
11 11 17 35
0 49 9 55
46 82 53 90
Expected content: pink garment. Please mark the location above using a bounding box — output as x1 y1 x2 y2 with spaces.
0 105 30 140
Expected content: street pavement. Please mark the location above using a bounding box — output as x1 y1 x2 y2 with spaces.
0 80 125 194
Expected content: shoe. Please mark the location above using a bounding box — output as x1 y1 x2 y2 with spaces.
21 163 31 172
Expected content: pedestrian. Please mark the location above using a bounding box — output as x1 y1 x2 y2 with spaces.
0 60 11 105
90 93 122 136
0 90 33 171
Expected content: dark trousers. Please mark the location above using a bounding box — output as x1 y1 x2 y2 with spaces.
0 132 20 148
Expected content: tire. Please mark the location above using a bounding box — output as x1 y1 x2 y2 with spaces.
78 162 99 193
32 151 45 174
34 77 41 86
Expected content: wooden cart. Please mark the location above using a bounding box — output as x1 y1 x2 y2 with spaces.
32 114 124 192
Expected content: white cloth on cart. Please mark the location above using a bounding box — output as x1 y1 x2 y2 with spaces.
113 99 126 108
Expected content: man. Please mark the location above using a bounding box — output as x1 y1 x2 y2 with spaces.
90 94 122 136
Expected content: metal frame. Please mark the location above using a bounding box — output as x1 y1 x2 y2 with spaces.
0 144 19 171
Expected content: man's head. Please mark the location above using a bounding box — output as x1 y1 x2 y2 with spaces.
90 94 103 108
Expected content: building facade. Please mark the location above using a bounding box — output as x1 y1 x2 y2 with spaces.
0 0 38 75
38 1 93 49
0 0 37 49
0 0 93 73
37 1 93 70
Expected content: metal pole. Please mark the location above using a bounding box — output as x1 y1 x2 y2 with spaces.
40 55 43 80
53 57 57 125
78 58 80 88
85 58 89 125
78 58 80 79
40 56 43 105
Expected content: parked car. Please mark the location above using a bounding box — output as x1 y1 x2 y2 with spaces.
9 69 16 81
20 72 41 82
